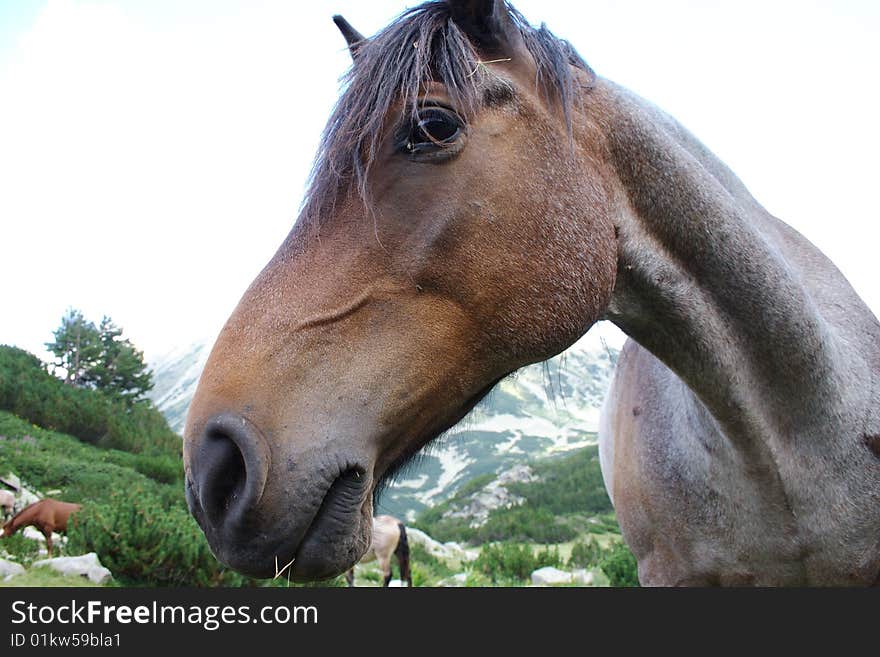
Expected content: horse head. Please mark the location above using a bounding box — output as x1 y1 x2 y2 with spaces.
183 0 618 580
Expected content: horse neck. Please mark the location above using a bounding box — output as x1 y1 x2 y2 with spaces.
591 80 880 445
8 507 34 534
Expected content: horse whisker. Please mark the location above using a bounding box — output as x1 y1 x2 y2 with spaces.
466 57 512 78
273 554 296 580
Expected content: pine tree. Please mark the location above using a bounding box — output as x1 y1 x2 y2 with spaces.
47 310 154 404
83 316 154 404
45 308 102 386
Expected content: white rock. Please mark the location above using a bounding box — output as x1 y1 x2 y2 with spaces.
443 465 538 528
0 558 25 580
387 579 405 587
443 573 470 587
531 566 573 586
31 553 112 584
571 569 595 585
1 472 41 509
21 526 65 546
405 527 471 562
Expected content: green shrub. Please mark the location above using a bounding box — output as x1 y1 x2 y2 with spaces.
463 569 492 587
599 541 640 587
411 513 472 544
475 507 576 544
407 542 455 586
410 563 430 587
472 542 562 583
66 486 245 587
1 532 41 565
567 537 602 569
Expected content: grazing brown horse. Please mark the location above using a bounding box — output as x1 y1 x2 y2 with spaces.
345 515 412 587
183 0 880 585
2 499 81 558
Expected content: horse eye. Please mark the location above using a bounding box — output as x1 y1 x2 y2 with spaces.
404 107 463 154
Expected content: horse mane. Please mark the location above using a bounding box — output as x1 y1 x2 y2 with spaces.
302 0 593 224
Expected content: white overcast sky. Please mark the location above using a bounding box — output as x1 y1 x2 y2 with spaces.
1 0 878 363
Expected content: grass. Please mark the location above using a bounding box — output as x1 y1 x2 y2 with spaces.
0 567 110 587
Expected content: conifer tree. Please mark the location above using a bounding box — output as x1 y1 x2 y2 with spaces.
47 310 154 404
45 308 102 386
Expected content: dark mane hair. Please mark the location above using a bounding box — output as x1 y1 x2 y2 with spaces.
301 0 593 223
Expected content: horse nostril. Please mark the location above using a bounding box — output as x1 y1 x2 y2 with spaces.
198 434 246 525
194 413 270 532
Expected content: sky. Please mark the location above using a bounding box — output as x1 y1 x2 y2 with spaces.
1 0 878 364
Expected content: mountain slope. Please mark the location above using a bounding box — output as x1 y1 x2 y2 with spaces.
147 340 211 433
149 328 621 520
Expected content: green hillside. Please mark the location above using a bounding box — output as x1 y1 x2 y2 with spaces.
413 444 618 543
0 345 180 457
1 343 637 586
0 345 248 586
407 445 640 586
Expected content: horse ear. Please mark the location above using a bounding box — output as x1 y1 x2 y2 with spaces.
333 15 367 61
445 0 523 55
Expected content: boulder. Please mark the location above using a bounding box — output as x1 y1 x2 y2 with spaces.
0 558 25 580
571 569 595 585
22 526 65 546
438 573 469 587
531 566 573 586
31 553 112 584
405 527 473 562
2 472 42 508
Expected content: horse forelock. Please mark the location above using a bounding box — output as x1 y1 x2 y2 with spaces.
301 0 594 226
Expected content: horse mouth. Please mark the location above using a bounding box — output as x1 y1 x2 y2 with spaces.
247 465 371 581
189 462 371 581
286 465 371 580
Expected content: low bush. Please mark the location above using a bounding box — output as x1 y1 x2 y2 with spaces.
472 542 562 583
0 532 42 565
66 486 245 587
567 537 602 569
599 541 640 587
475 507 577 544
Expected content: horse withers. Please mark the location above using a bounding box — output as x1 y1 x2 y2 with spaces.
2 498 81 558
183 0 880 585
345 515 412 587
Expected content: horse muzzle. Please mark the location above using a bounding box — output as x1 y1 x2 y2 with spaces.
184 412 374 580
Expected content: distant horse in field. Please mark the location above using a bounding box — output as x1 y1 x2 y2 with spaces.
345 515 412 587
183 0 880 585
2 498 81 558
0 490 14 521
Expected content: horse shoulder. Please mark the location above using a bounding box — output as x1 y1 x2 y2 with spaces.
600 339 813 584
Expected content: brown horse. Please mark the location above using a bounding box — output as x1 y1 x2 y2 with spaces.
2 498 81 558
345 515 412 587
183 0 880 585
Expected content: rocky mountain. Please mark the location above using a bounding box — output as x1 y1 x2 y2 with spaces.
149 324 622 521
147 339 212 434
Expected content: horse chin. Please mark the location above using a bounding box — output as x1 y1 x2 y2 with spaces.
288 469 374 581
188 461 373 582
